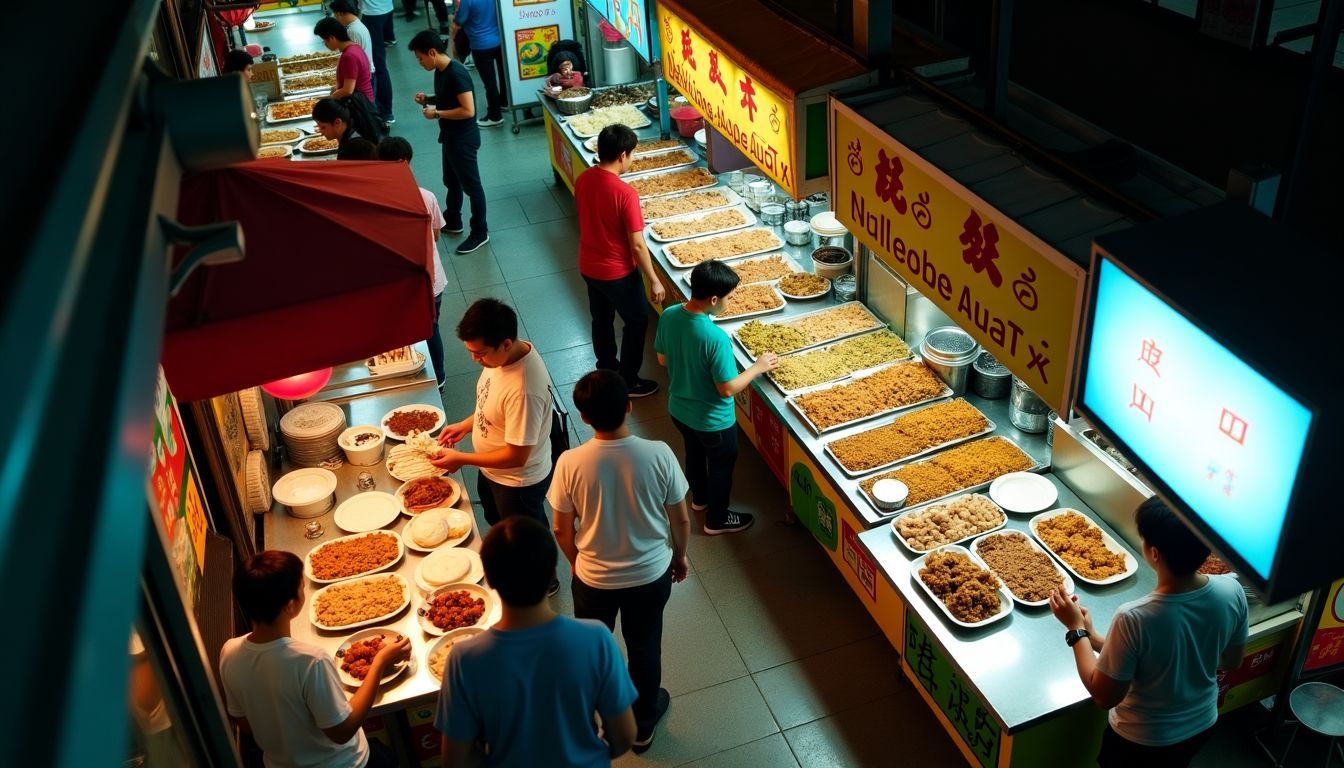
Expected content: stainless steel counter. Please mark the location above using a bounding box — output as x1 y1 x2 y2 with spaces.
859 474 1157 732
262 377 495 714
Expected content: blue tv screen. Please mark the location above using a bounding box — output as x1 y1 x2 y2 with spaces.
1081 259 1314 579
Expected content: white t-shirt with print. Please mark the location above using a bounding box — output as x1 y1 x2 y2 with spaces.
344 18 375 73
547 436 690 589
473 344 553 486
417 187 448 296
219 636 369 768
1097 575 1248 746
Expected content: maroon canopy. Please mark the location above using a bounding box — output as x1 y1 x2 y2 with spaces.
162 160 434 401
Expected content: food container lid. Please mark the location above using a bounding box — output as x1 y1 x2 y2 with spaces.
920 327 980 365
972 351 1011 378
783 220 811 234
809 211 849 236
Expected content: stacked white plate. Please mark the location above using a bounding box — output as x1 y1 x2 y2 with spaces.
280 402 347 467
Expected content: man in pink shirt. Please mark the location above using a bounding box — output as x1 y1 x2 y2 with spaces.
574 124 665 398
315 17 374 105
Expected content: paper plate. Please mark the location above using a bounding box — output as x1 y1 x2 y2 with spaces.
989 472 1058 514
414 547 485 593
333 491 401 533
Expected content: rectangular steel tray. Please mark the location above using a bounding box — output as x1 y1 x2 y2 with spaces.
621 149 701 179
266 97 322 125
632 168 720 200
765 328 913 396
564 108 652 138
857 435 1044 519
892 494 1008 558
785 359 953 436
730 301 886 360
642 185 744 221
681 251 802 292
648 203 756 243
663 227 784 270
824 401 997 478
712 284 786 324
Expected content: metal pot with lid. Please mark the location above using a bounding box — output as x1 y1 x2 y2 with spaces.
919 327 980 395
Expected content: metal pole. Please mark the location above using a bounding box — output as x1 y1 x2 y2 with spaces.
987 0 1014 121
1279 0 1342 222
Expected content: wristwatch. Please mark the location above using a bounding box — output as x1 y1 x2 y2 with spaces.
1065 628 1091 647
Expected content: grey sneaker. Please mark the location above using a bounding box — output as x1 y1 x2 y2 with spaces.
704 511 754 535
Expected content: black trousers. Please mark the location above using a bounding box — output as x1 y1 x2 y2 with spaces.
471 45 507 121
363 12 394 120
475 469 548 527
571 567 673 726
1097 724 1214 768
440 134 487 236
583 270 650 385
429 293 445 386
671 417 738 527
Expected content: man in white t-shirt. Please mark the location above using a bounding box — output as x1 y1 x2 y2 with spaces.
376 136 449 388
1049 497 1248 768
433 298 554 528
219 551 411 768
547 369 691 754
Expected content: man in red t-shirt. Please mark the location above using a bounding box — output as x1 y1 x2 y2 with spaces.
575 125 665 398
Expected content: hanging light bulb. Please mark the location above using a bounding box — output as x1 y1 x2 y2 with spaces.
260 368 333 400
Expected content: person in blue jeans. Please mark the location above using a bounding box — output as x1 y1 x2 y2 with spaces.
654 260 778 535
437 517 638 767
451 0 506 126
358 0 396 123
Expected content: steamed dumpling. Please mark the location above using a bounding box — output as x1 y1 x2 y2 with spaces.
411 510 450 548
445 510 472 539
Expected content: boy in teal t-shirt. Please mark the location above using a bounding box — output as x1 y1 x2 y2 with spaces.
654 260 778 534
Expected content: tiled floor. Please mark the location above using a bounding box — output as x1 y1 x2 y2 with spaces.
257 11 1330 766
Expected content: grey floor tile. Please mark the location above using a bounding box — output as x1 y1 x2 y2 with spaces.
753 635 903 730
488 219 579 280
484 178 553 200
508 270 594 353
518 189 569 224
434 292 480 379
451 249 507 290
541 344 600 388
783 692 962 768
550 185 577 216
611 677 779 767
686 447 816 575
485 195 531 231
699 543 879 673
678 734 800 768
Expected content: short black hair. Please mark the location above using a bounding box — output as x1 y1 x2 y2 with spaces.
690 259 740 300
311 97 350 125
377 135 414 161
338 137 377 160
573 370 629 432
223 49 253 74
233 551 303 624
314 16 351 42
1135 496 1210 574
480 517 557 607
329 0 360 14
456 298 518 347
409 30 447 55
596 124 638 163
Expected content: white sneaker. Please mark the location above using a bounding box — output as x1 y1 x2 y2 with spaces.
477 116 504 127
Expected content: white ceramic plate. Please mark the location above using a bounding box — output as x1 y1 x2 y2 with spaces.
778 275 832 301
909 544 1014 629
334 628 411 687
989 472 1059 514
380 404 446 441
403 508 473 554
310 573 411 632
425 626 487 682
305 530 405 585
888 493 1007 557
417 582 494 636
394 476 462 516
414 547 485 593
333 491 402 533
271 467 337 507
298 137 341 155
663 227 784 270
970 530 1075 607
256 144 294 159
1029 508 1139 586
385 444 448 483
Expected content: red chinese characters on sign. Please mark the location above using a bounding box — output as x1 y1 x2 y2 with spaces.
1130 384 1155 422
959 210 1003 288
841 520 877 600
1217 644 1280 707
874 149 909 214
1139 339 1163 377
707 50 726 95
679 29 696 69
738 75 757 122
1219 408 1248 446
749 387 786 485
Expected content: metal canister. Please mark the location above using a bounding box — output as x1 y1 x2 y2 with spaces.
970 352 1012 399
1009 377 1050 433
785 199 810 221
919 327 980 395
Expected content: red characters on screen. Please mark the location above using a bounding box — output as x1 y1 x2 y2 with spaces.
1219 408 1248 446
1130 384 1155 422
1138 338 1163 377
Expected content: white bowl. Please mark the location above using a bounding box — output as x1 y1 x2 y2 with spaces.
339 425 385 466
272 467 338 518
872 479 909 511
694 128 707 147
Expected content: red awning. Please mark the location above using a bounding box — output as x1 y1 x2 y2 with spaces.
162 160 434 401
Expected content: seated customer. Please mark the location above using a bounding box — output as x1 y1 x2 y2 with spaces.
219 550 410 768
436 517 638 767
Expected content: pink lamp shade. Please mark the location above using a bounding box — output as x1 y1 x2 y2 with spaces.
260 368 333 400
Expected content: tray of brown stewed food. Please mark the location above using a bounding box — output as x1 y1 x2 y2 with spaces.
734 302 886 359
911 545 1014 628
786 359 951 435
970 531 1075 607
305 530 405 584
859 436 1039 517
641 186 744 221
1029 509 1138 586
825 398 994 475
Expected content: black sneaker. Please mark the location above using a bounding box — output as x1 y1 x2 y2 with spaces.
385 38 397 47
704 511 754 535
632 688 671 754
546 577 560 597
441 217 464 235
456 232 490 254
383 114 396 125
627 379 659 398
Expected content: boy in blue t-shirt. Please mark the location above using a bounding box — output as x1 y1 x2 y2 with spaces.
654 260 779 535
436 517 638 767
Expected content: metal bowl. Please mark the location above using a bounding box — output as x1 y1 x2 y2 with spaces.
555 91 592 116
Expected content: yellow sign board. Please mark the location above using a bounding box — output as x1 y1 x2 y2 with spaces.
831 99 1085 413
656 5 797 197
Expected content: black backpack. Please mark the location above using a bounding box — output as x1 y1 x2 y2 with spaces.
548 385 570 466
